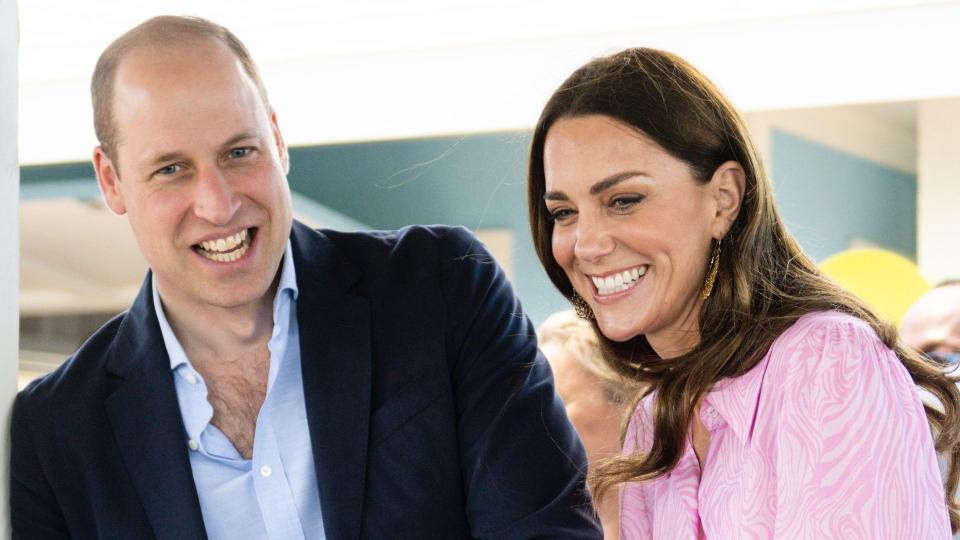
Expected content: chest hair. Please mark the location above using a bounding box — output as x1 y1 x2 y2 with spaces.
196 347 271 460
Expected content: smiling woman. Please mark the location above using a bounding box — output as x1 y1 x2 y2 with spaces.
528 48 960 538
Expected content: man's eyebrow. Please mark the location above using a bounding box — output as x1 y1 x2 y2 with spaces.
147 151 188 169
144 133 261 170
221 132 259 149
543 170 650 201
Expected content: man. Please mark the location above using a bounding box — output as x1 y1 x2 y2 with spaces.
10 16 600 539
901 280 960 540
901 280 960 366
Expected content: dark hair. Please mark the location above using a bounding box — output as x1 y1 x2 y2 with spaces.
527 47 960 531
91 15 269 159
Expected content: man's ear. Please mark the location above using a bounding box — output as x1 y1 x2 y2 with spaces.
269 107 290 175
709 160 746 239
93 146 127 215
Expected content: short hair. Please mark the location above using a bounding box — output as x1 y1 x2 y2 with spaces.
91 15 270 159
538 310 628 404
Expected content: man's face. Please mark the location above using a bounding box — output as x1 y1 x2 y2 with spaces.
94 40 292 314
901 285 960 362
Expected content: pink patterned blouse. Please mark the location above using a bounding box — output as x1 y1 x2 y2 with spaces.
620 311 951 539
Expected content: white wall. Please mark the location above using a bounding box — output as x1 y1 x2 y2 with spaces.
917 99 960 284
1 0 19 535
746 104 917 178
18 0 960 164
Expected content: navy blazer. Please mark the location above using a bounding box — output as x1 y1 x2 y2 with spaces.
11 222 601 539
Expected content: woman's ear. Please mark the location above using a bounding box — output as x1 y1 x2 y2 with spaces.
709 160 745 239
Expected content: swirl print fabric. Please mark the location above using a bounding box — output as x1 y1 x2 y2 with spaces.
620 311 951 539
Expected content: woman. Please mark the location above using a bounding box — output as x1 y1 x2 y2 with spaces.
527 48 960 538
539 310 632 540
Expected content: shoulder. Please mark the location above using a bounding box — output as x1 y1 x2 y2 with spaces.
772 310 883 351
762 310 919 421
764 310 895 377
318 224 484 259
15 313 125 426
316 224 504 291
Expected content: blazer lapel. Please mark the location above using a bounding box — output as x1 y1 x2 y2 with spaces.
104 276 208 540
292 222 372 540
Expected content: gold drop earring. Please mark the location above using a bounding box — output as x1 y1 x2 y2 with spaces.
701 239 721 301
571 291 594 320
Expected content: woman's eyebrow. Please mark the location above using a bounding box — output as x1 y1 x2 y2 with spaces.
589 171 649 195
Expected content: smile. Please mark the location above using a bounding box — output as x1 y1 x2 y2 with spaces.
192 228 254 263
591 266 648 296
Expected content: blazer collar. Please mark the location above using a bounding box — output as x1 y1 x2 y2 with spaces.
102 221 372 539
290 221 372 540
103 275 208 540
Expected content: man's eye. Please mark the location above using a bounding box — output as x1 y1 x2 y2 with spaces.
156 164 181 176
228 147 253 159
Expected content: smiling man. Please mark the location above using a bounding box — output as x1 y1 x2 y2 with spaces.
10 16 600 539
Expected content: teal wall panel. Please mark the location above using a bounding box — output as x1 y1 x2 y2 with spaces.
285 132 567 324
20 134 569 325
771 130 917 263
24 128 914 327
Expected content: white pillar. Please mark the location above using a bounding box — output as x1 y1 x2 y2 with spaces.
917 99 960 284
0 0 19 535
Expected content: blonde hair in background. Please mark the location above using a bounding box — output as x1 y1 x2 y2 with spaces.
538 310 628 405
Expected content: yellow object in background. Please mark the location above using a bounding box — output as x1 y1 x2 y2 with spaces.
820 249 930 326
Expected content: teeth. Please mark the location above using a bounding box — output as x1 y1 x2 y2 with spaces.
196 228 251 262
591 265 649 296
200 229 248 253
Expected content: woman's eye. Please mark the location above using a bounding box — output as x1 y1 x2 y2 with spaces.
610 195 643 211
547 208 576 222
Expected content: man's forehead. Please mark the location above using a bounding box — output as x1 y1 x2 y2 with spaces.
923 286 960 319
115 39 238 86
902 285 960 344
113 43 269 171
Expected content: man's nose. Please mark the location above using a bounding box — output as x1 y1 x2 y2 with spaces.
192 166 240 226
573 214 615 263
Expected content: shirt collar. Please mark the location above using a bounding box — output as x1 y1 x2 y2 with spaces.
153 240 298 372
703 349 772 443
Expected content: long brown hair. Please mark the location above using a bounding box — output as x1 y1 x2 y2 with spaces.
527 47 960 530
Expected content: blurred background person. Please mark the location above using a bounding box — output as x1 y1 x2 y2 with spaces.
902 280 960 366
539 309 630 540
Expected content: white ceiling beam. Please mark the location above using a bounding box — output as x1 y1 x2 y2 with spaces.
18 1 960 164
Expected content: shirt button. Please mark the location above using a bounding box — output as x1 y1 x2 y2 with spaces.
707 407 718 418
185 372 198 385
260 465 272 477
188 439 199 451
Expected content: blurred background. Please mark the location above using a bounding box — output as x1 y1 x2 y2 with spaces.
17 0 960 387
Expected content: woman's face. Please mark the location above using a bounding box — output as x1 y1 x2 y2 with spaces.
543 115 724 356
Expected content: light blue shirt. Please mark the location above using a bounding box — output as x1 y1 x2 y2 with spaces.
153 242 325 539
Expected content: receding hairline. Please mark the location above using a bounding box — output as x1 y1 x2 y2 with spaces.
91 16 270 158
